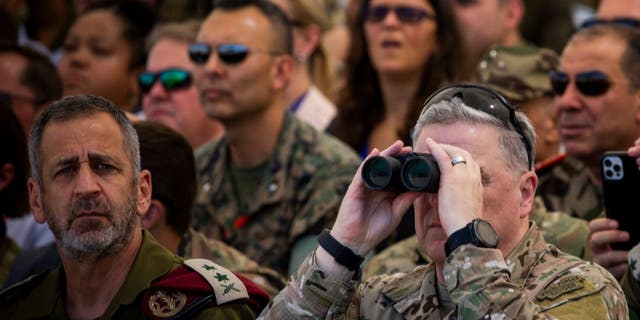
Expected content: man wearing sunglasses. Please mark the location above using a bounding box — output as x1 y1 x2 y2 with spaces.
259 83 626 319
190 0 360 277
546 22 640 278
141 20 224 149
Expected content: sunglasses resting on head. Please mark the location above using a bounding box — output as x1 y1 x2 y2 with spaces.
138 69 192 94
188 43 284 65
549 70 611 97
422 84 534 169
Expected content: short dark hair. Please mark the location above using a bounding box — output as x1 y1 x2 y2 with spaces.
570 24 640 91
135 121 195 236
213 0 293 55
85 0 158 70
0 104 30 217
0 42 63 106
28 95 140 188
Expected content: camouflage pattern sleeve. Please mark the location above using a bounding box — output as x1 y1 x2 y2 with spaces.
258 251 361 319
444 245 628 319
529 197 589 259
362 236 429 279
623 243 640 312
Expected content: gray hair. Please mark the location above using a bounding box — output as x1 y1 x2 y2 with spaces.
29 95 141 187
412 97 536 174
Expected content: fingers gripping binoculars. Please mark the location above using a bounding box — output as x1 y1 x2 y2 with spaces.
361 152 440 193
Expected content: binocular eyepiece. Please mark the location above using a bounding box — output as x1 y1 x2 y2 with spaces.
361 152 440 193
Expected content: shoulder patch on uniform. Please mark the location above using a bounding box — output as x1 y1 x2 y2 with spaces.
184 258 249 305
536 274 585 300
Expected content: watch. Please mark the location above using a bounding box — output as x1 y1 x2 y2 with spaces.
444 219 498 256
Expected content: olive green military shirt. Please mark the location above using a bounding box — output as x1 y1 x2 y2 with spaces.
0 235 20 286
260 222 627 319
0 230 259 319
193 111 360 275
537 156 603 221
364 197 590 278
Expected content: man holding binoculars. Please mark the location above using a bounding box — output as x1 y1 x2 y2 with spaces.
259 84 626 319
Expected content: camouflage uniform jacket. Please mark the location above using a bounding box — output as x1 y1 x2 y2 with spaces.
363 197 590 279
622 244 640 315
537 155 603 221
0 230 262 319
193 112 360 275
260 222 627 319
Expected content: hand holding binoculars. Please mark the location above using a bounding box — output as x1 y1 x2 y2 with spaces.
361 152 440 193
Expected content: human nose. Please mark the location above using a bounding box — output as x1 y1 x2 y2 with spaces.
554 80 583 112
147 79 168 98
74 164 100 196
381 8 401 27
65 46 91 68
201 50 225 78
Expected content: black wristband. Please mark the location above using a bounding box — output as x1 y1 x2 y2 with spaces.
317 229 364 271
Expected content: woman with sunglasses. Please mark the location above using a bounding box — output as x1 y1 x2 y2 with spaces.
267 0 339 131
57 0 156 115
330 0 472 158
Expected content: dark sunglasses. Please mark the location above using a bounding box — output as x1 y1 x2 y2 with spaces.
580 17 640 29
364 5 434 24
421 84 534 169
138 68 192 94
189 43 281 65
549 70 611 97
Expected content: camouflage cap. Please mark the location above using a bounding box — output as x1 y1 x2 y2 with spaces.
476 44 559 104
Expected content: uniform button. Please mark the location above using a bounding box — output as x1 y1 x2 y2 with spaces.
497 60 505 69
489 49 497 58
268 182 278 193
479 61 487 69
202 182 211 192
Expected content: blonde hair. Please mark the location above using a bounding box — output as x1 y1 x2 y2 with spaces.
288 0 337 100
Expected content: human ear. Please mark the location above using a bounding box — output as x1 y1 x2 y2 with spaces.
28 178 46 224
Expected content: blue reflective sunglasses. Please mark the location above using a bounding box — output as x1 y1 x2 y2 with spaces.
188 43 282 65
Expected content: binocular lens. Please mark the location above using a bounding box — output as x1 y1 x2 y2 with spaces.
402 158 429 190
361 153 439 193
362 157 400 190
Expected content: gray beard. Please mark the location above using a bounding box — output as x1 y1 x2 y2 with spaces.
45 194 138 263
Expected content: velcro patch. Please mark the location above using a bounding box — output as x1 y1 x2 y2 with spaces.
536 275 585 300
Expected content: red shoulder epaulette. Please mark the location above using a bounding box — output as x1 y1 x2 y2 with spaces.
535 153 568 174
141 265 269 319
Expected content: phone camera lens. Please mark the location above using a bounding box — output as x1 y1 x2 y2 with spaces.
606 169 614 178
604 159 612 166
613 164 621 172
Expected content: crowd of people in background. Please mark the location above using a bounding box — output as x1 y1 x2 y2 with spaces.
2 0 640 319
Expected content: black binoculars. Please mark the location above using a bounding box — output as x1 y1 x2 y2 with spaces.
361 152 440 193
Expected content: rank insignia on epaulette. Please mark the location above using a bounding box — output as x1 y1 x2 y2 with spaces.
148 289 187 317
536 275 585 300
184 258 248 304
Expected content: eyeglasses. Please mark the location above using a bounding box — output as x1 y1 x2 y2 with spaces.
549 70 611 97
138 69 192 94
364 5 435 24
579 17 640 29
188 43 282 65
421 84 534 169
